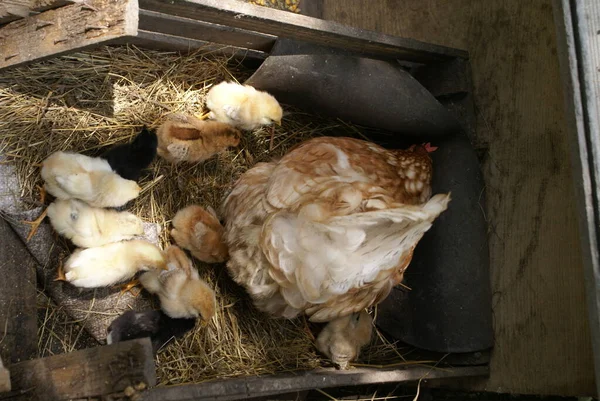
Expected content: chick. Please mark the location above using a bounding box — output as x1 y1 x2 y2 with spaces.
202 81 283 130
139 245 216 320
101 126 158 181
47 199 144 248
170 205 228 263
42 151 141 207
156 114 241 164
106 309 196 352
58 239 166 288
316 311 373 369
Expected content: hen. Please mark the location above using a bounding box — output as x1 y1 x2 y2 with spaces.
222 136 450 326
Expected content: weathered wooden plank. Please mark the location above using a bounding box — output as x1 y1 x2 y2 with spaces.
138 0 468 63
123 30 267 60
0 217 37 365
553 0 600 398
139 9 276 52
298 0 323 19
0 0 138 72
142 366 488 401
0 357 10 393
9 338 155 401
0 0 81 25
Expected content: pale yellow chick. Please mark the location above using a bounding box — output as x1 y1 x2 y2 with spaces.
156 113 241 164
315 311 373 369
171 205 228 263
59 240 166 288
42 151 141 208
139 245 216 320
47 199 144 248
204 81 283 130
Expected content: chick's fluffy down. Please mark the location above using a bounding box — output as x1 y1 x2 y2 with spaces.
139 246 216 320
47 199 144 248
42 151 141 208
205 81 282 130
157 113 240 164
63 240 166 288
316 311 373 369
170 205 228 263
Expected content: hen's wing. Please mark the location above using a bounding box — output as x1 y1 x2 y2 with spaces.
261 193 450 322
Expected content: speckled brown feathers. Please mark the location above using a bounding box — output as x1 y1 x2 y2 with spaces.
222 136 450 323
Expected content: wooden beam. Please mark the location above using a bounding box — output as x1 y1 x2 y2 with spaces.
8 339 155 401
553 0 600 397
0 217 37 366
123 30 267 59
139 9 276 52
0 0 138 72
0 357 10 393
0 0 82 25
142 366 488 401
138 0 468 63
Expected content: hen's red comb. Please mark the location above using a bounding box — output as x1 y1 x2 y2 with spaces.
422 142 438 153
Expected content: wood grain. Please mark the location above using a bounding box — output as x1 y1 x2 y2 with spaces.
142 366 488 401
322 0 594 396
9 338 155 401
138 0 467 62
0 0 138 71
553 0 600 397
0 217 37 366
0 0 81 25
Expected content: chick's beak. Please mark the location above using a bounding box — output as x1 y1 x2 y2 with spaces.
275 120 282 127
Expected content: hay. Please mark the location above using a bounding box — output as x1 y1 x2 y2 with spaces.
0 45 419 385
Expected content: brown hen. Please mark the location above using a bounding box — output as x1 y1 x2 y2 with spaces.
222 136 450 324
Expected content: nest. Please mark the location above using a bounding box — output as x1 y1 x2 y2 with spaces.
0 45 422 385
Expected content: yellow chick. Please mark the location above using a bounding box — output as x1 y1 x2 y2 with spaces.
47 199 144 248
42 151 141 208
139 245 216 320
156 113 241 164
59 240 166 288
203 81 283 130
170 205 228 263
315 311 373 369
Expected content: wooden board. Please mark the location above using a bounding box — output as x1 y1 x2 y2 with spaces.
139 9 276 52
0 357 10 393
553 0 600 397
138 0 468 62
321 0 595 396
142 366 488 401
8 338 155 401
0 0 138 71
0 0 81 25
0 217 37 365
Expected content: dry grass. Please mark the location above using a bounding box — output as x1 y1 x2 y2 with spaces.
0 45 419 385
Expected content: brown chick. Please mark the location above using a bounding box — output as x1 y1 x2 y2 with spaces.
316 310 373 369
171 205 228 263
156 113 241 164
139 245 216 320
